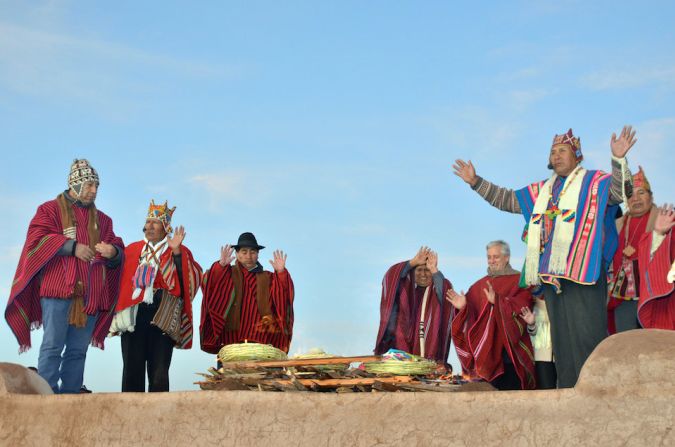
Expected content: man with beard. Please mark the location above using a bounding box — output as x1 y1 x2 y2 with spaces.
375 247 454 364
447 240 536 390
6 159 124 393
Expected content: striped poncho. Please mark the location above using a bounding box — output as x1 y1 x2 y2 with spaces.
5 197 124 352
199 261 294 354
452 271 536 389
515 170 619 288
114 241 203 349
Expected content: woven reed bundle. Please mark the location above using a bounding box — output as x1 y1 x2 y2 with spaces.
291 348 348 371
218 342 288 363
364 356 437 376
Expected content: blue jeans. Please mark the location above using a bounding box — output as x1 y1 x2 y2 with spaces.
37 298 96 394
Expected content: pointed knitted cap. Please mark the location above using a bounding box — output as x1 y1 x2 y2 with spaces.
632 165 651 192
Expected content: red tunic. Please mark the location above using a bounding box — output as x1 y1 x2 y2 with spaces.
5 197 124 351
607 210 654 334
452 273 536 389
200 261 294 354
637 230 675 329
116 241 203 349
374 262 454 363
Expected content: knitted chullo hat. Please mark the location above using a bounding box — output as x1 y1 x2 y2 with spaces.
552 129 583 162
147 199 176 234
68 159 99 196
631 165 651 192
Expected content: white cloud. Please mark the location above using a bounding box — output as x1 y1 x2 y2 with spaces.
506 88 553 111
0 21 237 117
581 66 675 91
188 173 254 211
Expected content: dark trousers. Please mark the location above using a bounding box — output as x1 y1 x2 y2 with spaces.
543 275 608 388
614 300 640 333
121 301 174 392
535 361 557 390
490 359 522 391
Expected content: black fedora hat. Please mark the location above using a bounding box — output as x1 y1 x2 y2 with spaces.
233 232 265 251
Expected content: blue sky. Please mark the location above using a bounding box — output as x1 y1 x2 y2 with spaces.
1 1 673 392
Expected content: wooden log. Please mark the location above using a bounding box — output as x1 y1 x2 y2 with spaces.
219 355 380 370
271 375 413 388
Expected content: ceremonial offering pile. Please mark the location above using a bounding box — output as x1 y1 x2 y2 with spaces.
196 347 462 393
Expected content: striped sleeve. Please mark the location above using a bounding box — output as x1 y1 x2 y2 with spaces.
471 176 522 214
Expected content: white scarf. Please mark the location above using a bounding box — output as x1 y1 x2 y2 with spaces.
109 236 169 335
525 166 586 285
132 236 169 304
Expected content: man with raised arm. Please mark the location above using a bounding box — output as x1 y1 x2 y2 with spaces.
200 232 294 354
636 204 675 330
375 247 454 364
446 240 536 390
110 200 202 392
607 167 658 333
453 127 634 387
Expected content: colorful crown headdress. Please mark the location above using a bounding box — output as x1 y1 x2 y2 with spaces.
631 165 651 192
146 200 176 233
552 128 582 161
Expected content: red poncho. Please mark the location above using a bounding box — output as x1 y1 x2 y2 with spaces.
452 272 536 389
637 229 675 330
374 262 453 363
607 208 656 334
116 241 203 349
5 197 124 352
200 261 294 354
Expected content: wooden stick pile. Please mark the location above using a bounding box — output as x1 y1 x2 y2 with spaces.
195 356 463 392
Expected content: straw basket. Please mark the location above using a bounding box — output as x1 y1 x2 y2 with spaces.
364 358 437 376
291 349 348 371
218 342 288 363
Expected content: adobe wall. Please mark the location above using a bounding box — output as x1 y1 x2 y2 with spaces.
0 329 673 446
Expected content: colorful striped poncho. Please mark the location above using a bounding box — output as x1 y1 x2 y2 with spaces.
452 272 536 389
515 170 619 288
199 261 294 354
114 241 203 349
374 261 454 363
5 197 124 352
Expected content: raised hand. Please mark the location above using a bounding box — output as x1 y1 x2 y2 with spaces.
452 159 478 187
95 242 117 259
411 246 431 267
446 289 467 311
219 244 234 267
610 125 637 158
654 204 675 235
519 307 535 325
426 250 439 274
75 243 95 262
167 225 186 254
483 281 496 304
269 250 287 273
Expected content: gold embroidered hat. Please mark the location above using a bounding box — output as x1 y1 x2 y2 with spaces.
146 200 176 233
